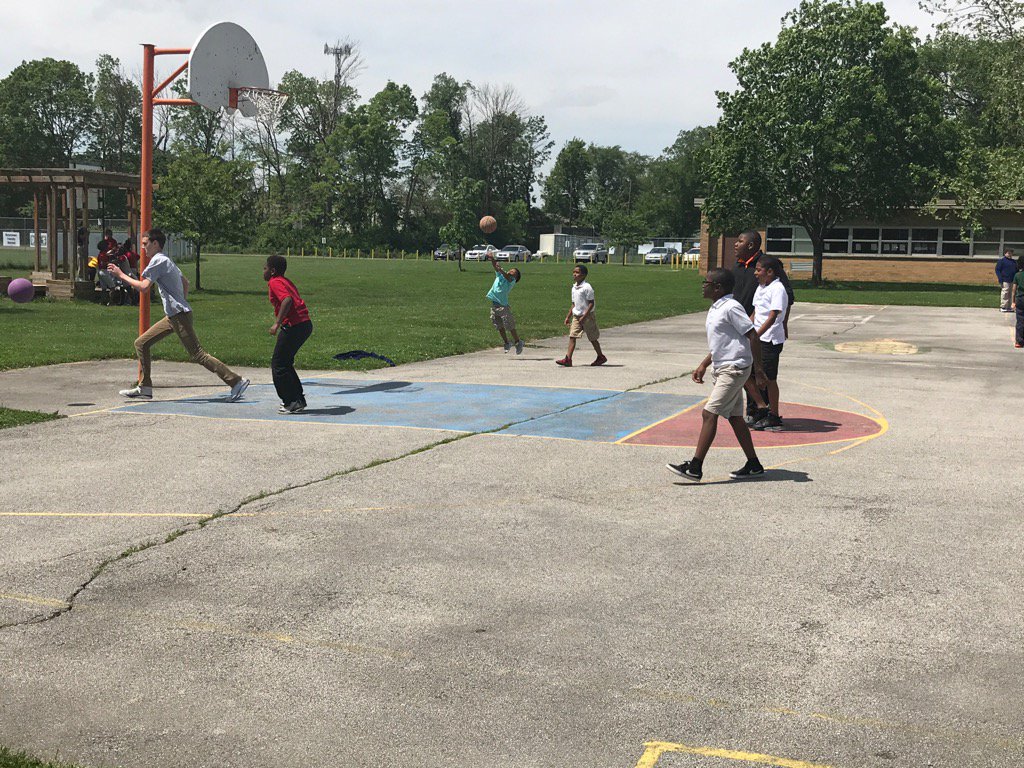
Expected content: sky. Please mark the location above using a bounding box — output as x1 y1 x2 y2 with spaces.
3 0 941 159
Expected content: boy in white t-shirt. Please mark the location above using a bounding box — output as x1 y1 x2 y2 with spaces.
667 268 767 482
747 256 789 431
556 264 607 367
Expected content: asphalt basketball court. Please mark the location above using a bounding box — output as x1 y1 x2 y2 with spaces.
0 303 1021 768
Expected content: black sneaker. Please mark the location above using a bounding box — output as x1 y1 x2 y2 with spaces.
730 460 765 479
745 407 769 426
666 461 702 482
752 413 783 431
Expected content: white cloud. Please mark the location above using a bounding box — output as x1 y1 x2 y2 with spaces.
2 0 939 158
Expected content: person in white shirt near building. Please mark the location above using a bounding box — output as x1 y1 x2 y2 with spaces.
746 256 790 431
556 264 607 367
667 268 767 482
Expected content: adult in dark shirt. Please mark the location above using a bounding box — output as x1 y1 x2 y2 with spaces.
731 230 796 421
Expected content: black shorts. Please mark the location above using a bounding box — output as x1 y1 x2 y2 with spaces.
760 341 784 381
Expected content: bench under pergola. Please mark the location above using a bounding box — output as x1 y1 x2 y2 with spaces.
0 168 141 299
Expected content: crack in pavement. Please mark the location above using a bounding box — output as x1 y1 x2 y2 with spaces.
0 369 693 631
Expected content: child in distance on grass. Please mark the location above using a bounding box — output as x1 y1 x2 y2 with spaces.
556 264 606 366
486 252 523 354
667 267 767 482
265 255 313 414
746 256 790 430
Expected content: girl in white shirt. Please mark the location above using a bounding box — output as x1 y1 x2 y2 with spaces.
748 257 790 430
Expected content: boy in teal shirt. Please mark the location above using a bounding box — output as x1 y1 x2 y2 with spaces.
486 253 523 354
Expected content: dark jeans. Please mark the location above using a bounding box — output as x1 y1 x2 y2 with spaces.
272 321 313 405
1016 304 1024 345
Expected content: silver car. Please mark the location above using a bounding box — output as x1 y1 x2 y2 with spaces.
496 245 531 262
464 244 498 261
573 242 608 263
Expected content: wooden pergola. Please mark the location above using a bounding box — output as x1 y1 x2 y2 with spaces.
0 168 141 299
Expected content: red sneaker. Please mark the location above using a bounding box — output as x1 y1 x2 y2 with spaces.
555 357 572 366
1016 343 1023 348
591 354 607 366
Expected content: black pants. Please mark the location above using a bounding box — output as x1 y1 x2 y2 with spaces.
1016 303 1024 345
272 321 313 405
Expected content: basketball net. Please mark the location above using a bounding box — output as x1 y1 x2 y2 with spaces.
229 87 289 130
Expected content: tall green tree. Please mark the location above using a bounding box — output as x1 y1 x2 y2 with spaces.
543 138 591 226
704 0 950 284
0 58 94 165
640 127 714 238
155 151 253 289
89 55 141 172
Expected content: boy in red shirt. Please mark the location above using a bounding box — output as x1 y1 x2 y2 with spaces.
264 255 313 413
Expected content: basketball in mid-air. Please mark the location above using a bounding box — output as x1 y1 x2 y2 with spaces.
6 278 34 304
479 215 497 234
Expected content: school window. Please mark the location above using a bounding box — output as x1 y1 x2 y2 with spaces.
823 227 850 254
971 230 1001 257
1001 230 1024 257
940 228 970 256
880 228 909 255
910 228 938 255
766 226 793 254
851 227 879 255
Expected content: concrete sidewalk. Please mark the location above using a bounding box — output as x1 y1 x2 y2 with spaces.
0 304 1021 768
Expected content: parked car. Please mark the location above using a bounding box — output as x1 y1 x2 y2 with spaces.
464 244 498 261
683 246 700 265
433 243 462 261
495 244 531 262
643 246 678 265
573 242 608 264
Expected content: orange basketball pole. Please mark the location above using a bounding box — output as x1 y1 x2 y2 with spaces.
138 43 195 338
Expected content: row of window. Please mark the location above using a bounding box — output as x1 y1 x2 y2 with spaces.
766 226 1022 258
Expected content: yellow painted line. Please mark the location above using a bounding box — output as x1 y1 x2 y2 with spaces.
170 618 410 659
0 592 67 608
67 405 121 418
615 398 708 445
635 740 834 768
0 511 209 518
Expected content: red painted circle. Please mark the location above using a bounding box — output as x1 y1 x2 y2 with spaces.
622 402 882 448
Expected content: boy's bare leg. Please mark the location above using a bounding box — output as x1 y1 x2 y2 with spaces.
510 328 521 344
592 339 603 356
767 381 780 415
728 415 759 461
566 336 577 360
497 328 509 344
694 409 719 461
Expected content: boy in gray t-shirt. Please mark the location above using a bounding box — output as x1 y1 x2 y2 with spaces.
108 229 249 401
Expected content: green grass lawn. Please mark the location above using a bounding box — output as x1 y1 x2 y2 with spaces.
0 407 62 430
0 746 83 768
0 253 1001 373
0 256 706 372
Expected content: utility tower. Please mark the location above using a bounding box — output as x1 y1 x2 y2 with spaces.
324 41 354 89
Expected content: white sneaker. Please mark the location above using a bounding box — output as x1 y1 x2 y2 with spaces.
503 341 511 353
228 378 250 402
119 385 152 399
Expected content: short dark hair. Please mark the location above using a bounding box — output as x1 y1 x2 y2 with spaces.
706 267 734 292
1005 247 1015 257
509 268 521 282
575 264 589 276
266 254 288 275
740 229 762 249
144 229 166 248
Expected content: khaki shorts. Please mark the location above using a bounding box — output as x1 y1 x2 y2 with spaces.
569 313 599 341
490 303 516 331
705 364 751 418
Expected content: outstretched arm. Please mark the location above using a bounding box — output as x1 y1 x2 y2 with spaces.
488 253 508 279
106 264 152 293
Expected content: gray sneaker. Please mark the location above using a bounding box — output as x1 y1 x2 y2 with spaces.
752 413 783 431
745 407 769 426
503 341 512 353
228 378 250 402
119 384 153 399
515 339 524 355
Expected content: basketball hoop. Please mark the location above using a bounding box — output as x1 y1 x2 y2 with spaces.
229 86 289 124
